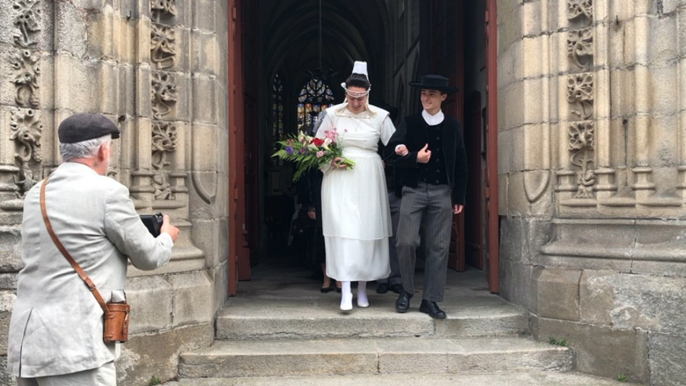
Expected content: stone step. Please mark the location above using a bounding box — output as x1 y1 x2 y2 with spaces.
178 336 573 378
216 295 529 340
167 371 642 386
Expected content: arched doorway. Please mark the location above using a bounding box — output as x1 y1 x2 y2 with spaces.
228 0 499 295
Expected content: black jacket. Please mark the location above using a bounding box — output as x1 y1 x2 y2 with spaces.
384 113 468 205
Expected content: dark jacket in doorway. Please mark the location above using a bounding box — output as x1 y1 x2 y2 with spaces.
384 113 468 205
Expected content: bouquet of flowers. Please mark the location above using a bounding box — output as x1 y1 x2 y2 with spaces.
272 127 355 181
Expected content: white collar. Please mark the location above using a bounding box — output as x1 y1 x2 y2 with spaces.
422 109 444 125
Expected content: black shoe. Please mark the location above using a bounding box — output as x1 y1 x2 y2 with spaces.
376 283 389 294
395 291 413 313
419 300 446 319
390 284 404 294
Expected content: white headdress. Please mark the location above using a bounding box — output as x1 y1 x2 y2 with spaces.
341 61 371 99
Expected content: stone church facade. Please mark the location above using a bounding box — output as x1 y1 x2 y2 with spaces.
0 1 683 385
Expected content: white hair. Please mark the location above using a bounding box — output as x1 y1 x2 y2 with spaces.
59 134 112 162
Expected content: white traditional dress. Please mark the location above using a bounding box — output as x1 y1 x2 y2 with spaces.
316 102 395 281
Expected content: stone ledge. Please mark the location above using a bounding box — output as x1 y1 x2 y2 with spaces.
179 337 572 378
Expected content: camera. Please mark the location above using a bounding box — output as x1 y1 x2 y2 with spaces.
140 212 164 237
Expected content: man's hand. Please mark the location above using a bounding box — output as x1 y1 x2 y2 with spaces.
161 215 179 243
453 205 463 214
307 206 316 220
417 144 432 163
395 145 409 156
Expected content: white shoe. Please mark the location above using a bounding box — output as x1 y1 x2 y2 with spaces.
357 299 369 308
340 291 353 311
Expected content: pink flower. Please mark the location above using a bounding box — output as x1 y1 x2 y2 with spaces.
324 129 336 140
316 150 325 158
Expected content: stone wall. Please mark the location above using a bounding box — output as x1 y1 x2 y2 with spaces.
497 0 686 384
0 0 229 384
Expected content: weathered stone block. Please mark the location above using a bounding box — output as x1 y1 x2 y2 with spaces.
54 55 98 112
86 7 115 60
497 5 522 56
497 173 508 215
0 274 17 291
649 332 686 386
55 1 88 58
521 0 541 37
0 291 16 354
191 219 219 268
507 172 528 216
168 270 213 327
117 323 213 386
579 270 615 326
192 75 217 124
534 317 649 383
126 275 173 334
210 261 228 313
497 129 512 175
499 258 536 313
521 37 542 79
0 354 15 386
505 82 526 130
0 226 23 273
533 268 580 321
193 0 217 32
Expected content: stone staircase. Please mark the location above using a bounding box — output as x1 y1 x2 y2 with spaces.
171 267 635 385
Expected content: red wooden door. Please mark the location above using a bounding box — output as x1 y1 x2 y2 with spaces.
484 0 499 293
464 91 483 269
227 0 249 295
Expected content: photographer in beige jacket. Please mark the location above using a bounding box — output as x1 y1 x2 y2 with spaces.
8 113 179 386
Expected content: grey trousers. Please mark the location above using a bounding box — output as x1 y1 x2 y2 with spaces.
396 182 452 302
378 188 402 285
17 361 116 386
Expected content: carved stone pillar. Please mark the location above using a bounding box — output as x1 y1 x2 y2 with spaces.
1 0 45 218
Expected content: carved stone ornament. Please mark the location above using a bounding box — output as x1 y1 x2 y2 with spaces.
151 23 177 69
567 73 594 120
151 0 177 18
567 28 593 69
10 108 42 165
9 49 40 108
569 121 595 198
13 0 41 48
568 0 593 23
152 72 178 119
152 171 174 200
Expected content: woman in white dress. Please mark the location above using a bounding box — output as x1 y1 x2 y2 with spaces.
316 62 396 311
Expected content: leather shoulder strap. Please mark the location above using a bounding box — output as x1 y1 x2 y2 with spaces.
40 178 109 314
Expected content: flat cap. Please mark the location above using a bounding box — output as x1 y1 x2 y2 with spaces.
58 113 120 144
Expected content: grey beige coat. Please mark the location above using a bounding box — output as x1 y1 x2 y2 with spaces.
7 162 173 378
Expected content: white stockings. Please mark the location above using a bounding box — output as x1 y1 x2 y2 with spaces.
357 281 369 307
339 281 369 310
340 281 353 311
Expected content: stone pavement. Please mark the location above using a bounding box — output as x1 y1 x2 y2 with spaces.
173 264 642 385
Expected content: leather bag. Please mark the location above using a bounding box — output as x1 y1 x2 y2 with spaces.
40 178 129 343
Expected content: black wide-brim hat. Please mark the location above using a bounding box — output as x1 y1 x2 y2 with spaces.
409 75 459 93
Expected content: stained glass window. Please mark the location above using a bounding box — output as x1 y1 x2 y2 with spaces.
296 76 335 130
272 74 284 139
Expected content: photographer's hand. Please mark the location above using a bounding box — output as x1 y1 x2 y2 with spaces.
161 215 179 243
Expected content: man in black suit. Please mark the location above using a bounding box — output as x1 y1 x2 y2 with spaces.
384 75 468 319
